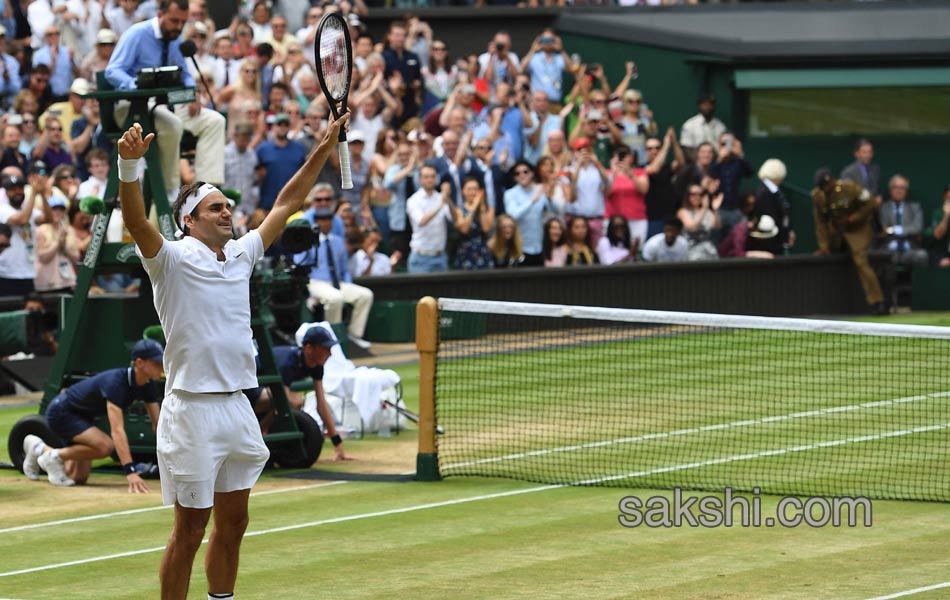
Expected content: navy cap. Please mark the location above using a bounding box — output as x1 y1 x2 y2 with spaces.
2 175 23 189
131 338 164 362
29 160 49 176
813 167 834 188
301 326 337 348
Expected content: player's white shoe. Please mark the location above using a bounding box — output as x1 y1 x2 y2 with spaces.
21 434 43 480
37 449 75 487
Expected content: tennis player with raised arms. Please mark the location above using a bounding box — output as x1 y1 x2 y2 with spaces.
118 112 348 599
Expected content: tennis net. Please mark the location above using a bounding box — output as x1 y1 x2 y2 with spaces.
431 298 950 501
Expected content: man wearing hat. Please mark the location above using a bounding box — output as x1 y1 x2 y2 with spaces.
256 112 308 213
811 168 885 314
248 326 352 460
21 339 166 489
80 29 117 81
295 188 375 350
679 93 727 159
0 172 46 295
116 111 347 599
0 24 22 108
40 78 91 142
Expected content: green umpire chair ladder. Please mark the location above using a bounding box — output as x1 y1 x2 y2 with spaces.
26 72 320 468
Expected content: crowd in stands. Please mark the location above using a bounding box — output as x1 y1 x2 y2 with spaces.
0 0 945 312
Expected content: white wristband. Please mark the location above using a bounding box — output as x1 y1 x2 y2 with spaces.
117 157 139 183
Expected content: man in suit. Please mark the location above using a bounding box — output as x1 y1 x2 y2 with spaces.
425 129 462 207
840 138 881 202
461 135 506 215
877 174 928 267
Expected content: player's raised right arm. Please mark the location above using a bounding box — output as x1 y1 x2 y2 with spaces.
118 123 164 258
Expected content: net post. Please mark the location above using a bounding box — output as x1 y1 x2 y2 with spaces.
415 296 441 481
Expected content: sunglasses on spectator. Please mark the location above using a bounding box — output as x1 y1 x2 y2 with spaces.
645 145 661 151
23 118 35 124
313 196 333 202
47 127 63 132
432 46 447 51
238 30 252 37
626 98 641 103
475 145 491 151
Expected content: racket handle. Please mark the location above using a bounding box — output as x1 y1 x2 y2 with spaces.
338 141 353 190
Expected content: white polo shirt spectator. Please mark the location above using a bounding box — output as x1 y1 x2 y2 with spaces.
570 163 606 219
407 186 452 273
641 231 689 262
349 247 392 277
0 197 41 287
408 188 450 253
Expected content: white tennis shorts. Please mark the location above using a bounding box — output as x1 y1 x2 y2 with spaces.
157 390 270 509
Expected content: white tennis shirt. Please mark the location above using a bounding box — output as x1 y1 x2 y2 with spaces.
137 230 264 394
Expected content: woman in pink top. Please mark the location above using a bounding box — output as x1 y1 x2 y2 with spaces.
605 145 649 247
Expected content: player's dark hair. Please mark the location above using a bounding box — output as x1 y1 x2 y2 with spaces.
173 181 205 237
854 137 873 152
664 217 683 231
0 222 11 239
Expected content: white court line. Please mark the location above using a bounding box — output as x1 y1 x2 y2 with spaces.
5 419 949 578
0 484 559 578
865 582 950 599
573 423 950 485
0 481 348 535
443 391 950 471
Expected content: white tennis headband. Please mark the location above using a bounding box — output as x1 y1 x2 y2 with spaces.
178 183 221 230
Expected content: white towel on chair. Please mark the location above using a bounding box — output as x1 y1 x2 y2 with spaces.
341 367 401 424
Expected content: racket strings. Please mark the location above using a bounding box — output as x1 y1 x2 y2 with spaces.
319 22 349 100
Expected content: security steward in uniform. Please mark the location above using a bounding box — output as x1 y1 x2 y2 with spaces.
811 168 886 315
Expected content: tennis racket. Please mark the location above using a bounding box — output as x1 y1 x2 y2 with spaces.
314 13 354 190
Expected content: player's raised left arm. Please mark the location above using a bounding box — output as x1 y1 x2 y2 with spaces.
257 113 350 250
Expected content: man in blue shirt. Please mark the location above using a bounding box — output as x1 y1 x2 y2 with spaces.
294 194 375 350
256 113 307 211
504 160 549 266
0 25 21 108
246 326 353 461
22 339 165 490
105 0 226 195
31 25 74 99
520 30 573 103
